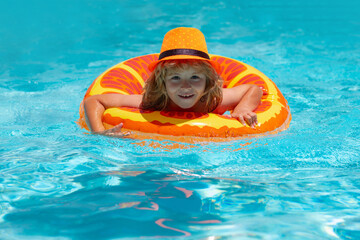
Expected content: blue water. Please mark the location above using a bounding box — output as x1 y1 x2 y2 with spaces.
1 0 360 239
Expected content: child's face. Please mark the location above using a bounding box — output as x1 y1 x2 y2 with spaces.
164 64 206 111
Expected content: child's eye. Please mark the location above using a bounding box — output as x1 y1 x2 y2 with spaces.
170 76 180 80
191 75 201 81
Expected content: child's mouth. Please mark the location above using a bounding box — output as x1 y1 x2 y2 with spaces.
178 94 195 99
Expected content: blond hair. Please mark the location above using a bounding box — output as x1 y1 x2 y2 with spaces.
141 60 223 112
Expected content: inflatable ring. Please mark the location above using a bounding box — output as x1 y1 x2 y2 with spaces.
78 54 291 143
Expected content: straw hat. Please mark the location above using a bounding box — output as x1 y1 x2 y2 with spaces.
148 27 221 74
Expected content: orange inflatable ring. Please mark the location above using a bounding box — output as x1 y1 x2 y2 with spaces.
78 54 291 142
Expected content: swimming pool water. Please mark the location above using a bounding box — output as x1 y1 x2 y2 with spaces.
0 0 359 239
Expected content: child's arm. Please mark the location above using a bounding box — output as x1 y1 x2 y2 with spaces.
215 84 263 128
83 94 142 134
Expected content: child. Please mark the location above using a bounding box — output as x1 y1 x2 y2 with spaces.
84 27 263 136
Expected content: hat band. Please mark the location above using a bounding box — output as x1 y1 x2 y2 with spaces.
159 48 210 60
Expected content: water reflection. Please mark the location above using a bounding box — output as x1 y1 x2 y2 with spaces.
3 169 227 239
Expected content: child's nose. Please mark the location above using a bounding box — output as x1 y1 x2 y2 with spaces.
181 80 192 88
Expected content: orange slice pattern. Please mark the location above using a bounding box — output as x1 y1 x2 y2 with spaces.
123 54 158 82
100 68 143 94
211 56 247 87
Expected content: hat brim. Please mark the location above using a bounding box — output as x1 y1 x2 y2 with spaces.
148 55 221 75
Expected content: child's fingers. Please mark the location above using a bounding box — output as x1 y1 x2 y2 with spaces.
108 123 123 133
100 123 131 137
244 113 257 129
112 123 124 131
230 113 247 126
244 114 253 127
249 114 257 124
238 116 247 126
230 112 258 128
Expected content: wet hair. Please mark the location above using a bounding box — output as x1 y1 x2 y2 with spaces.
141 59 223 112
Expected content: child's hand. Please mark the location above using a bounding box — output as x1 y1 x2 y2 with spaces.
230 110 258 129
94 123 130 137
